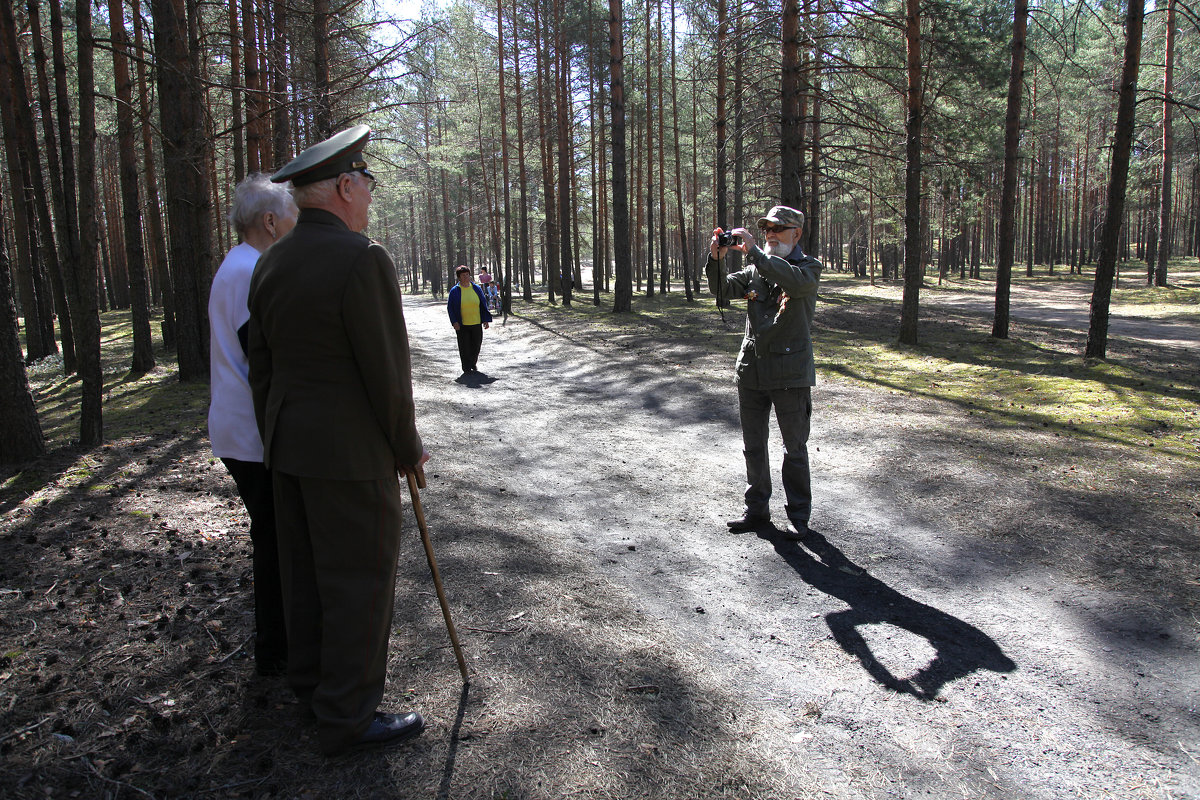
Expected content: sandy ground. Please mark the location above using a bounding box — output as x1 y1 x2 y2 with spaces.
1 281 1196 799
395 291 1200 800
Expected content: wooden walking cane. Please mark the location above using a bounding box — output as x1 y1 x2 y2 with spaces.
404 466 469 685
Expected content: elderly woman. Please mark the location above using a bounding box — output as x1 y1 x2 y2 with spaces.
447 264 493 375
208 173 298 676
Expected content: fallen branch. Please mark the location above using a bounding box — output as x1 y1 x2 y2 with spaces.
77 756 157 799
191 777 270 795
0 717 51 745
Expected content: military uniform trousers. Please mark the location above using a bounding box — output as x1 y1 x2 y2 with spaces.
738 385 812 525
272 470 405 754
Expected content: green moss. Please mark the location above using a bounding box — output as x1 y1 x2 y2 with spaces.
25 310 209 449
511 267 1199 466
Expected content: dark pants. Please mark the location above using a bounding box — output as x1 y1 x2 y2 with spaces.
455 323 484 372
738 385 812 524
272 470 405 754
221 458 287 670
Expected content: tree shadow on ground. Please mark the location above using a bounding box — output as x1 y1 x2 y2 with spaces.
759 525 1016 700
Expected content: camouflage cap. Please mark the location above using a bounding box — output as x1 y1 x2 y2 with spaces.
757 205 806 230
271 125 371 187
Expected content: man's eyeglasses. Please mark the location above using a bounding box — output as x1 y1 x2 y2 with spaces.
760 224 794 234
343 169 377 194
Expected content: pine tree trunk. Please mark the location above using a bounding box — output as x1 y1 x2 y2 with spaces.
0 210 45 462
669 0 691 303
24 0 76 372
242 0 262 170
1086 0 1144 359
731 0 743 276
497 0 513 314
534 0 559 303
313 0 331 137
556 0 573 306
152 0 214 380
643 0 655 298
897 0 922 346
74 0 104 444
271 0 290 167
992 0 1028 339
2 1 62 362
609 0 632 313
109 0 155 373
132 6 174 347
713 1 729 307
780 0 802 207
511 0 532 301
807 0 822 257
229 0 244 183
587 10 601 306
0 22 49 362
1154 0 1175 287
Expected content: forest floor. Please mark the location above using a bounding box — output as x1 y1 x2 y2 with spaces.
1 267 1198 799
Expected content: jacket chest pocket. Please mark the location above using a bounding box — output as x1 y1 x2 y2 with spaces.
761 347 808 384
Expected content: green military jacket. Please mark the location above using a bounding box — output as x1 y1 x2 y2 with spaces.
706 245 822 390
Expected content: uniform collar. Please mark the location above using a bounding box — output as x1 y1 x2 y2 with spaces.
297 207 350 230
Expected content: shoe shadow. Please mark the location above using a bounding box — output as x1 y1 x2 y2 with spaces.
453 372 498 388
760 526 1016 700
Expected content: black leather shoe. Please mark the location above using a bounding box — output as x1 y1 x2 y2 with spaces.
355 711 425 749
782 521 809 540
727 513 770 532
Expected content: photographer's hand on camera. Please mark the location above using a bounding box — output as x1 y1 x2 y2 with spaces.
709 227 727 260
710 227 755 260
730 227 754 254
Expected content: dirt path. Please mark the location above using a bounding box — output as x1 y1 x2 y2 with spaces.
397 296 1200 799
924 279 1199 352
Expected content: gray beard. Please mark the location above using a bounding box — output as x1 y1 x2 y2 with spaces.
764 241 794 258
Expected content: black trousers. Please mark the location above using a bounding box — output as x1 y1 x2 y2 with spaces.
221 458 288 668
737 385 812 524
455 323 484 372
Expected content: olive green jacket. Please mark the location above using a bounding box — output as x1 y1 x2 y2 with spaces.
706 245 822 390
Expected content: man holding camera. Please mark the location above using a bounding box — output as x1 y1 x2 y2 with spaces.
706 205 822 540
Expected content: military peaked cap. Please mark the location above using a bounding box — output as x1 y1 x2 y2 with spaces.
271 125 371 187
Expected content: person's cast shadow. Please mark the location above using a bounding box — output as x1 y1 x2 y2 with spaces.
759 526 1016 700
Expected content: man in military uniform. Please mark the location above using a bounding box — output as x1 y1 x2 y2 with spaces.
706 205 822 540
247 125 429 755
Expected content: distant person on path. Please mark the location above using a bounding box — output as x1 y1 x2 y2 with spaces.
447 265 492 375
247 125 430 755
478 267 501 313
706 205 822 540
208 173 297 677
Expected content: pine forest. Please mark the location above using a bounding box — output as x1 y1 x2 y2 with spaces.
1 0 1198 452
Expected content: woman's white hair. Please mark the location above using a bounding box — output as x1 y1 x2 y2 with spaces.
228 173 295 236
